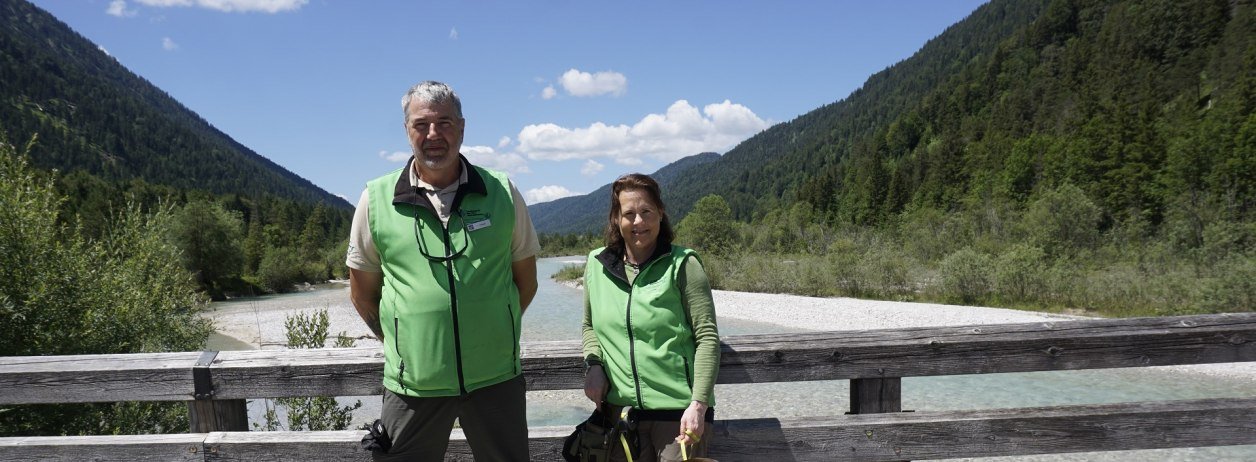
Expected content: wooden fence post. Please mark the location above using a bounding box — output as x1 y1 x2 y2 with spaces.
850 377 906 461
186 350 248 432
849 377 902 414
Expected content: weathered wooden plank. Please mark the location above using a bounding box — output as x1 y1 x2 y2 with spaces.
199 427 572 461
707 397 1256 461
9 398 1249 461
711 312 1256 385
0 434 205 461
0 352 200 404
3 313 1253 403
208 347 385 399
202 430 369 461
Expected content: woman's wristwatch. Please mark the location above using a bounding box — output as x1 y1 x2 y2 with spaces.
584 356 603 373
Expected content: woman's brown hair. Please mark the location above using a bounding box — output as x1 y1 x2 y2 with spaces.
604 173 674 255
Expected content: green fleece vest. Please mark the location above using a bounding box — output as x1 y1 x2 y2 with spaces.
367 160 520 397
585 245 707 410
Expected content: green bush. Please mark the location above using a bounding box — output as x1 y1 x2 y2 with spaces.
257 246 305 292
552 263 585 283
856 243 915 299
938 247 994 304
1022 183 1102 256
257 309 362 431
677 194 736 256
993 244 1046 302
0 136 211 435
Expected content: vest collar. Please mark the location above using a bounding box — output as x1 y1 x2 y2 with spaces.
391 154 488 214
595 244 673 284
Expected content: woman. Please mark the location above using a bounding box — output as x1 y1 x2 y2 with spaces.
582 173 720 461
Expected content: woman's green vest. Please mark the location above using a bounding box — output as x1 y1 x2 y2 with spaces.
585 244 708 410
367 159 521 397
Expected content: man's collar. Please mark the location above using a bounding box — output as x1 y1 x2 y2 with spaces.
391 155 488 210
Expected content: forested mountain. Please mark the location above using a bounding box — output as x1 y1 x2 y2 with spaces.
1 0 355 298
0 0 348 208
560 0 1252 235
529 152 720 234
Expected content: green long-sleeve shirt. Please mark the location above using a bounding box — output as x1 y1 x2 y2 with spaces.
582 255 720 405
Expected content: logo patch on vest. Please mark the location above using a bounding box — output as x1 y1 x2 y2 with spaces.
463 209 492 232
467 218 492 232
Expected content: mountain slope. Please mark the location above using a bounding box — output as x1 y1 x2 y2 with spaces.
627 0 1251 230
529 152 721 234
664 0 1048 220
0 0 349 208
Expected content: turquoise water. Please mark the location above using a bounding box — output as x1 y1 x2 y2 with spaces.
208 257 1256 460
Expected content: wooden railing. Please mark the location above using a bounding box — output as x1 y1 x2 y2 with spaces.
1 312 1254 461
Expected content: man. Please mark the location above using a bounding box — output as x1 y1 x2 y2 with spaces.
347 81 540 461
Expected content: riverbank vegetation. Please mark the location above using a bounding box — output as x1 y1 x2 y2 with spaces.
672 191 1252 318
0 136 214 435
0 134 353 435
544 186 1252 319
56 169 352 299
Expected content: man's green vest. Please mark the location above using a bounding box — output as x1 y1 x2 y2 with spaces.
585 244 708 410
367 157 520 397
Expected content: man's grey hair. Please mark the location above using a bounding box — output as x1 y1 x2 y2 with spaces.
401 81 463 121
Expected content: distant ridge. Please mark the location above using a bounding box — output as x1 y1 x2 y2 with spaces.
528 152 721 234
0 0 349 208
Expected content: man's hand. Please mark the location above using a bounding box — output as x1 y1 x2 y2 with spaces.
511 256 538 314
349 269 385 340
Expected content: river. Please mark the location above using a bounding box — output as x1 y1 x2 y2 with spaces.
205 257 1256 461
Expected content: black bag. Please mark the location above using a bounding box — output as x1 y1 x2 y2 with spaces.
564 406 638 462
361 419 392 453
562 407 613 462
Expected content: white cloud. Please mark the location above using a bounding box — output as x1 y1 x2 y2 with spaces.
516 99 768 165
134 0 307 13
98 45 112 56
497 136 511 148
107 0 137 17
162 37 179 50
379 150 409 162
525 185 580 204
581 160 604 176
449 27 458 40
462 146 530 175
541 85 557 100
559 69 627 97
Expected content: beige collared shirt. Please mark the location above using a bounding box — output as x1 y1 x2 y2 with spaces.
345 162 541 272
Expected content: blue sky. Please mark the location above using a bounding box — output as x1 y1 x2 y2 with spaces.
30 0 988 205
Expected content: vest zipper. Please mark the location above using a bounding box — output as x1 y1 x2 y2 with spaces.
442 221 468 395
506 304 519 374
624 256 663 409
394 317 406 392
625 290 644 409
683 356 692 391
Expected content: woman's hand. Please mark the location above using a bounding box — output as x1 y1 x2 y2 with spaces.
583 364 608 404
676 400 708 445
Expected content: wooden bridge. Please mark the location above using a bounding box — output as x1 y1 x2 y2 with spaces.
2 312 1254 461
